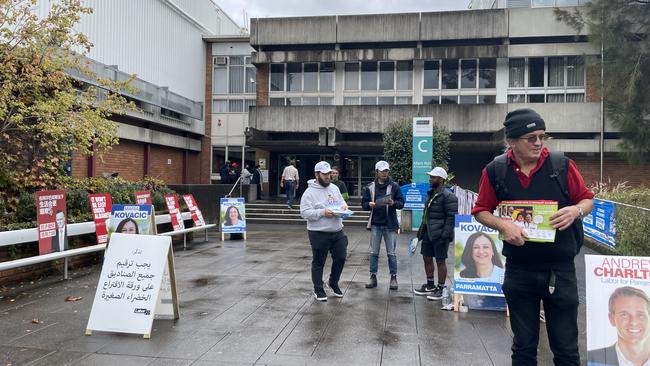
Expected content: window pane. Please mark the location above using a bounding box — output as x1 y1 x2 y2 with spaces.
546 94 564 103
548 57 564 87
556 0 579 5
319 97 334 105
229 57 244 94
461 59 477 89
319 62 334 91
528 58 545 87
212 147 226 176
229 99 244 112
441 95 458 104
303 96 318 105
212 99 227 112
270 64 284 91
396 61 413 90
479 58 496 88
509 58 525 87
379 61 394 90
507 94 525 103
396 96 412 104
378 96 394 105
566 93 584 102
344 96 359 105
213 66 228 94
567 56 584 87
360 96 377 105
244 99 256 111
532 0 554 6
527 94 545 103
287 97 301 106
345 63 359 91
303 63 318 92
423 95 439 104
441 59 458 89
287 63 302 92
270 98 285 106
245 66 256 93
479 95 496 104
459 95 477 104
424 61 440 89
361 62 378 91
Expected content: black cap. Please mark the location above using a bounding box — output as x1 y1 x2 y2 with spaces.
504 108 546 138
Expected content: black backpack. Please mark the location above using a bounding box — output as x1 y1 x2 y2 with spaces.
486 151 584 250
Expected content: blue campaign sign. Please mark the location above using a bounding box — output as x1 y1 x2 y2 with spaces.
400 183 429 210
220 197 247 233
583 199 616 248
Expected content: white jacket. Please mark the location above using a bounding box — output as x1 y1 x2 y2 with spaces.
300 179 346 232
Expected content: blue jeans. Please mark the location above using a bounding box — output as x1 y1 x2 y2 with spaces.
369 225 397 275
285 180 295 207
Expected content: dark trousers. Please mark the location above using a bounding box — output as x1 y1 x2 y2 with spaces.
308 230 348 290
502 265 580 366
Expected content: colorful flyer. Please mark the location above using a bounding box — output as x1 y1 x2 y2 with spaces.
36 190 68 255
496 200 558 243
182 194 205 227
220 197 246 233
135 191 152 205
164 194 185 232
583 199 617 249
108 204 155 236
89 193 112 245
585 255 650 365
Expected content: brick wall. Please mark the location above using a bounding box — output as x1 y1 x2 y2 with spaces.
569 153 650 187
187 151 202 183
199 41 213 184
149 145 184 183
71 150 89 178
256 63 269 107
585 56 601 103
95 140 145 180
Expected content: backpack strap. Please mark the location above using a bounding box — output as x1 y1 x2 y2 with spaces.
486 153 509 201
548 151 570 201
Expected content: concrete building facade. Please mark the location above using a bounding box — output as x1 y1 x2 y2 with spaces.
246 7 649 196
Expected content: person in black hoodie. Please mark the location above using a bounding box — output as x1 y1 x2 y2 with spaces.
361 160 404 290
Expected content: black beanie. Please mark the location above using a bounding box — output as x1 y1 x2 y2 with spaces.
504 108 546 138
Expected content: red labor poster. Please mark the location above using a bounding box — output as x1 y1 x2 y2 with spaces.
36 190 68 255
89 193 112 245
182 194 205 227
135 191 152 204
164 194 185 231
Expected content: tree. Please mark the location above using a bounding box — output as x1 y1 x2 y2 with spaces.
383 118 450 185
555 1 650 164
0 0 135 210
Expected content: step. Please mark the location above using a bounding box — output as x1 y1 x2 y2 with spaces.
247 217 368 226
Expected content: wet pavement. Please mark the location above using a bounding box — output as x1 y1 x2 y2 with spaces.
0 224 594 365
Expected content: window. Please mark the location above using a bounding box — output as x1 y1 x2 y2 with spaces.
396 96 412 105
567 57 584 87
344 96 360 105
245 65 256 93
379 61 394 90
479 95 496 104
442 59 458 89
547 94 564 103
244 99 256 111
213 65 227 94
345 63 359 91
566 93 584 103
441 96 458 104
509 58 525 88
270 98 285 106
548 57 564 87
528 58 545 87
508 94 525 103
423 95 439 104
424 61 440 89
360 96 377 105
396 61 413 90
302 96 318 105
287 63 302 92
361 62 378 91
213 100 227 113
479 59 496 88
303 63 318 92
229 56 245 94
378 96 394 105
459 95 477 104
532 0 555 6
461 59 477 89
287 97 301 106
270 64 284 91
319 97 334 105
229 100 244 112
527 94 545 103
320 62 334 91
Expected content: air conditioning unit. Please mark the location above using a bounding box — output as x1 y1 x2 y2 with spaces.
215 56 228 65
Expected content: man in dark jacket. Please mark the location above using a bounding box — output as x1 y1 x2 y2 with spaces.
413 167 458 300
251 165 262 200
362 161 404 290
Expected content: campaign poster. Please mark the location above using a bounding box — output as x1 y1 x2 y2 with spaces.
399 182 429 210
181 194 205 227
583 199 617 249
453 215 507 311
496 200 558 243
220 197 246 233
164 194 185 232
108 204 155 236
585 254 650 366
135 191 152 205
89 193 112 245
36 190 68 255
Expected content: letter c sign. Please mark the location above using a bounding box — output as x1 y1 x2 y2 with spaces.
418 140 429 153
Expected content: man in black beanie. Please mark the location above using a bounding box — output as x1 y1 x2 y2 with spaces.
471 108 595 365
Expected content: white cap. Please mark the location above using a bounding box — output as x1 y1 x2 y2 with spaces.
314 161 332 173
375 160 390 171
427 167 448 180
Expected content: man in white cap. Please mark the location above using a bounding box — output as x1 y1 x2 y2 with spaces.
300 161 349 301
361 160 404 290
413 167 458 301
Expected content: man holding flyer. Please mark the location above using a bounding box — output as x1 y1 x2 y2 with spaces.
472 108 594 365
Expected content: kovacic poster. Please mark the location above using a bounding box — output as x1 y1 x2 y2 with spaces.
36 190 68 255
585 255 650 366
89 193 112 245
108 204 155 236
220 198 246 233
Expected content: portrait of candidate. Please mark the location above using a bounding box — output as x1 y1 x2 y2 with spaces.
115 218 139 235
223 205 245 227
588 286 650 366
51 209 68 253
459 232 504 283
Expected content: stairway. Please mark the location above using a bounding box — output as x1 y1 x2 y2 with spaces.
246 201 370 226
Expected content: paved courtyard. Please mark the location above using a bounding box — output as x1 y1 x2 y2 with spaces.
0 224 592 365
